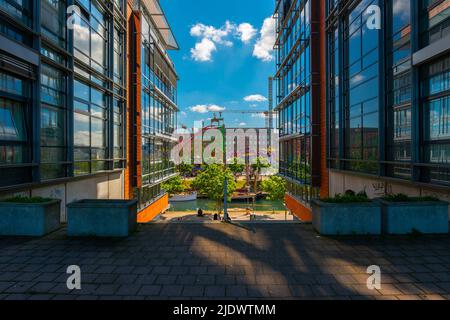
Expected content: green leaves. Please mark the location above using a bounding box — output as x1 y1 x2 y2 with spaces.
251 157 270 172
228 158 245 176
261 175 286 201
177 162 194 177
162 176 185 195
192 164 237 208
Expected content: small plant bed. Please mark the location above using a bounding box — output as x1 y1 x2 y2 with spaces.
378 194 448 235
322 191 371 204
381 194 439 202
0 196 61 236
1 196 53 204
312 190 381 236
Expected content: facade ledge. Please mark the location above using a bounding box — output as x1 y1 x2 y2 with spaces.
413 34 450 66
279 133 304 141
152 84 178 110
153 132 178 142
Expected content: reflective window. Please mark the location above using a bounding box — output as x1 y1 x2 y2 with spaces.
41 0 66 46
73 0 107 75
0 71 27 166
40 65 67 180
421 0 450 46
343 0 380 174
0 0 31 26
423 56 450 183
73 79 109 175
386 0 413 179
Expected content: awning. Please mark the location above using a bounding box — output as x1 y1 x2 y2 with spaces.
141 0 179 50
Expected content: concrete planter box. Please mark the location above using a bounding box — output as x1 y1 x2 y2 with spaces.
311 200 381 235
67 200 138 237
377 199 449 235
0 200 61 236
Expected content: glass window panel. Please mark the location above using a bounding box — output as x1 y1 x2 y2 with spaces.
0 98 26 141
91 117 105 148
41 106 64 147
74 112 90 147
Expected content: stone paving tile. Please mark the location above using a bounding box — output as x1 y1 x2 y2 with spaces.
176 275 196 285
204 285 226 297
138 285 161 296
196 275 215 285
0 224 449 299
28 294 55 300
160 285 183 296
155 275 177 285
182 285 204 297
226 285 247 297
421 294 446 300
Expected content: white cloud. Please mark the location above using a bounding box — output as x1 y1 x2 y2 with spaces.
190 38 217 62
244 94 268 102
180 111 187 117
190 22 234 46
189 104 226 114
236 23 257 43
190 20 257 62
253 17 276 62
239 122 247 126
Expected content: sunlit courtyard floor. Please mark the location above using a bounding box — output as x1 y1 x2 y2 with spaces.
157 209 294 223
1 223 450 300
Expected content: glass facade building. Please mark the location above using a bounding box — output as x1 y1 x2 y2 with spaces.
326 0 450 189
275 0 327 212
138 5 178 210
128 0 179 215
0 0 178 221
0 0 126 189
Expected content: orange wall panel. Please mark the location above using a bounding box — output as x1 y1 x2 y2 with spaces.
137 194 169 223
285 193 312 222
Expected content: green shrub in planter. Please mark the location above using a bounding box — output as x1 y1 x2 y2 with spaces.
312 190 381 235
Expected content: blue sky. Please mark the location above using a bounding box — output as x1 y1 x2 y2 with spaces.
161 0 275 129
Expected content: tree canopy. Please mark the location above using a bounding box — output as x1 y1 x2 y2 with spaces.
261 175 286 201
227 158 245 178
161 176 185 195
192 164 237 210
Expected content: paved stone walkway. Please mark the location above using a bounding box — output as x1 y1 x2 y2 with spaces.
1 223 450 300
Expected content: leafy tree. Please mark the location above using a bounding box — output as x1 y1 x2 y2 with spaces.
177 162 194 177
227 158 245 180
192 164 237 211
251 157 271 193
261 176 286 201
161 176 185 195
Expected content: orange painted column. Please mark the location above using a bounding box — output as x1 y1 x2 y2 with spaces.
125 7 142 200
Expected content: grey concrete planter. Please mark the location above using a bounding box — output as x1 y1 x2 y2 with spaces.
67 200 138 237
377 199 449 235
0 200 61 236
311 200 381 235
